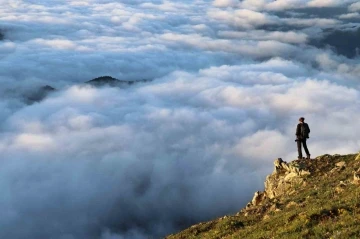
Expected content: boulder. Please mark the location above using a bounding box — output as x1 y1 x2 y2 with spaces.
286 201 298 208
354 169 360 185
251 191 266 206
335 161 346 168
330 161 347 174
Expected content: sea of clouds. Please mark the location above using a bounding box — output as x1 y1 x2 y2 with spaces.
0 0 360 238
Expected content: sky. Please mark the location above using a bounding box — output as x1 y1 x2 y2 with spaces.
0 0 360 238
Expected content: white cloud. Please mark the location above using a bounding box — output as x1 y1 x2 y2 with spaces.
307 0 340 7
159 33 298 58
213 0 239 7
208 8 280 29
13 133 55 150
237 0 357 10
283 17 340 28
339 12 360 19
349 2 360 12
0 1 360 238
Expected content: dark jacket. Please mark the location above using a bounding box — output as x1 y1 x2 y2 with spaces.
296 122 310 140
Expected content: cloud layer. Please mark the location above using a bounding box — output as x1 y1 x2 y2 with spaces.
1 0 360 238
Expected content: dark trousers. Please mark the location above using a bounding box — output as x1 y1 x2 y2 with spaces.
297 139 310 159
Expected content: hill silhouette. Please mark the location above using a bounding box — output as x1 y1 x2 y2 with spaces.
85 76 150 87
24 85 56 104
167 153 360 239
24 76 150 104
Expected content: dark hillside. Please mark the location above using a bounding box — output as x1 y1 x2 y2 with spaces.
85 76 150 87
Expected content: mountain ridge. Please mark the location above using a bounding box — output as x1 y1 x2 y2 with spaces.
24 76 150 104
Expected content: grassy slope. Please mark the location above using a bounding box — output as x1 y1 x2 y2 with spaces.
166 154 360 239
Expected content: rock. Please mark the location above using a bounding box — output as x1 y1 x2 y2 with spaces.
269 204 281 212
274 158 310 176
354 169 360 184
274 158 283 167
265 158 311 199
251 191 266 206
339 181 346 186
274 158 287 174
330 161 347 174
286 201 298 208
316 154 332 160
355 153 360 161
335 161 346 168
300 170 311 176
335 181 346 193
284 172 300 182
329 167 338 174
265 174 295 199
263 214 271 220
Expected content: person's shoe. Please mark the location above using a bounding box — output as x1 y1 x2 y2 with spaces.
306 155 311 159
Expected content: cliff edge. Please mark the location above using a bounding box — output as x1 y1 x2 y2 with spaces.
166 153 360 239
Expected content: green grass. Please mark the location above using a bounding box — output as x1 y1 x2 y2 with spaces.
166 153 360 239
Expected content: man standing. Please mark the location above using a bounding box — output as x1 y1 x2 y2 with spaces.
296 117 311 159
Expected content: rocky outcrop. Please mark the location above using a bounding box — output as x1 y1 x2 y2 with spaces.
265 158 310 199
242 158 312 213
273 158 311 176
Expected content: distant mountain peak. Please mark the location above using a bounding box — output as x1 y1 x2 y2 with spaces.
25 85 56 104
85 75 150 87
41 85 56 91
22 76 151 104
86 76 118 85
